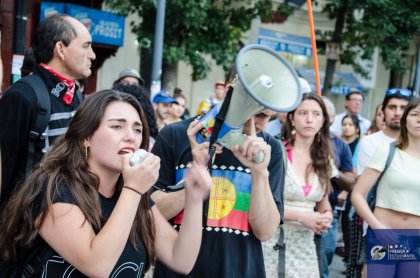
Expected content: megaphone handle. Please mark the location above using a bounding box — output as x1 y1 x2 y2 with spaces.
234 133 265 163
219 132 265 164
253 150 264 164
239 145 264 164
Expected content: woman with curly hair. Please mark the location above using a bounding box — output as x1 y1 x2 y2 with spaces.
281 93 338 277
0 90 211 277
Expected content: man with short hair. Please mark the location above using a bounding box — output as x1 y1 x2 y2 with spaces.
330 90 371 136
357 88 411 175
113 68 145 87
153 90 178 131
0 14 95 206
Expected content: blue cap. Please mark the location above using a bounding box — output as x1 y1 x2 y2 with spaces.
152 90 178 104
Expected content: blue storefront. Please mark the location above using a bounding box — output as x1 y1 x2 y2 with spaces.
40 2 125 47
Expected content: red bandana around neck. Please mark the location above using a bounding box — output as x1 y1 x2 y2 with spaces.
40 63 76 105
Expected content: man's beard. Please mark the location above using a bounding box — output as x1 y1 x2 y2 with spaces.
388 122 401 131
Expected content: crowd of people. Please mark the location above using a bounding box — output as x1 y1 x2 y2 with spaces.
1 14 420 278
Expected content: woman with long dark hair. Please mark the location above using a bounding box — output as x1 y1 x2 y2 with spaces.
352 98 420 277
281 93 337 277
0 90 211 277
342 114 361 157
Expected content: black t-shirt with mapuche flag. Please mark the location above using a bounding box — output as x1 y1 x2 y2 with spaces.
151 119 285 278
31 180 149 277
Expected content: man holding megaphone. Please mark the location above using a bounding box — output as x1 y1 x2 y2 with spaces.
151 45 302 277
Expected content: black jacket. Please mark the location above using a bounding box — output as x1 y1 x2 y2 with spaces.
0 65 81 206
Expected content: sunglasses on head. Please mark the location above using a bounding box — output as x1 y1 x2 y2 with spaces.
385 88 413 99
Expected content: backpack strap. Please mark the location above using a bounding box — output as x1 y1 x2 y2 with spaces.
75 90 84 104
18 75 51 173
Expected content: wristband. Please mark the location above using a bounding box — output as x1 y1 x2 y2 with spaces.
123 186 143 196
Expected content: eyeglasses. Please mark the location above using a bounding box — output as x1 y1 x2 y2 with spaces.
385 88 413 99
348 98 363 104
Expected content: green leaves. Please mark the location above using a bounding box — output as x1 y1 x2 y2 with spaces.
105 0 274 81
323 0 420 76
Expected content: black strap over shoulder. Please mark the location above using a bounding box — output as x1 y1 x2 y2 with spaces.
207 86 234 170
75 90 84 104
17 75 51 174
18 75 51 140
367 141 397 209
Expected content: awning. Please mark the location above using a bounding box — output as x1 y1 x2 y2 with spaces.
257 28 312 57
297 68 364 95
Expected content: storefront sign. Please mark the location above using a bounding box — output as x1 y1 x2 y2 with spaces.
257 28 312 56
40 2 124 47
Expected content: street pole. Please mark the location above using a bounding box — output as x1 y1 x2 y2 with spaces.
306 0 321 96
150 0 166 97
414 45 420 94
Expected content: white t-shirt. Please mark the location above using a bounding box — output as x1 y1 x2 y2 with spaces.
330 112 371 136
356 131 395 175
367 144 420 216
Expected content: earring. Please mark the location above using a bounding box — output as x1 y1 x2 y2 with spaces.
84 146 89 161
291 126 296 136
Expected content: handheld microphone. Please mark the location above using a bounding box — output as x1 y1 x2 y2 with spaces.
129 149 149 166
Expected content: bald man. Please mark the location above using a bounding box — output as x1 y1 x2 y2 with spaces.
0 14 96 206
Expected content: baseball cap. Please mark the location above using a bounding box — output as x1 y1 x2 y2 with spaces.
153 90 178 104
116 68 145 85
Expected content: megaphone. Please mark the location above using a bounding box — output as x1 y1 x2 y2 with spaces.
196 44 302 162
